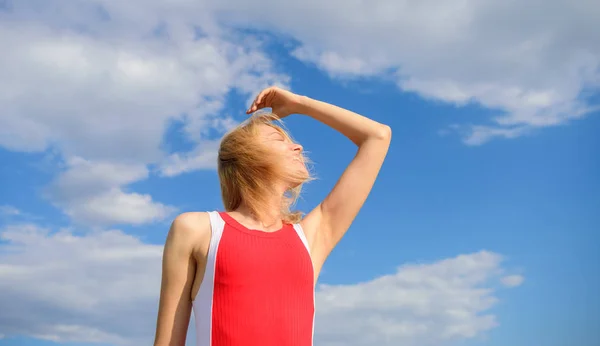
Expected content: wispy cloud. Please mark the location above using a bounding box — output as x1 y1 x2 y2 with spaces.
0 205 20 217
0 205 41 222
43 157 176 226
501 275 525 288
215 0 599 144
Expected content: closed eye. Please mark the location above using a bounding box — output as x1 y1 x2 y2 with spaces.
269 133 286 141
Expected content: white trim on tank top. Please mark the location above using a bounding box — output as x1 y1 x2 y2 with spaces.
192 211 224 346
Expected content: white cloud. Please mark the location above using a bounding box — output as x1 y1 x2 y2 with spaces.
0 223 163 345
0 5 286 161
199 0 600 144
0 223 522 346
158 139 221 177
1 22 212 160
0 206 20 216
67 188 176 226
0 205 40 222
45 157 176 226
501 275 525 288
315 251 522 346
0 1 288 225
458 125 531 146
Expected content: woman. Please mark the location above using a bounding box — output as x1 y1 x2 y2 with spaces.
153 86 391 346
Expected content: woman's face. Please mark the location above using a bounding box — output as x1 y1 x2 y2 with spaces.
257 124 308 185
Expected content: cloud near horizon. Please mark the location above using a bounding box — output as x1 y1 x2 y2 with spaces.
0 222 523 346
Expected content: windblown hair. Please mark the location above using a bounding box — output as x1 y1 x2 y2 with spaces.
217 112 312 224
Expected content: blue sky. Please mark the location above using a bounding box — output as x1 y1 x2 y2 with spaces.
1 1 599 346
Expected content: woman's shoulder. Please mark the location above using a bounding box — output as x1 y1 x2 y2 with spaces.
167 211 213 249
171 211 212 229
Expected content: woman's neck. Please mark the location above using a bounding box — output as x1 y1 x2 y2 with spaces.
233 194 285 231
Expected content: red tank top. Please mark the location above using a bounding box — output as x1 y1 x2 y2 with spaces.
192 211 315 346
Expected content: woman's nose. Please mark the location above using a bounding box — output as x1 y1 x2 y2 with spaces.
292 143 303 152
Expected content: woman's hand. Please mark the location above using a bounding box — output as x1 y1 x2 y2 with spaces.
246 86 304 118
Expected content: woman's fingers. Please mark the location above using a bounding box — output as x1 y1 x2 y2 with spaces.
247 87 278 114
256 87 274 107
247 94 261 114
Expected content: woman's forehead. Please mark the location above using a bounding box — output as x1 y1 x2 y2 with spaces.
258 123 286 138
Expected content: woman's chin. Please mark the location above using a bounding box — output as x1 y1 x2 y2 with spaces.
286 168 309 188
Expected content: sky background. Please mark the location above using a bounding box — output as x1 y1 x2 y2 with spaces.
0 1 599 346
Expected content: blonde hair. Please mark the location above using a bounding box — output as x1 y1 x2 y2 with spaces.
217 112 312 224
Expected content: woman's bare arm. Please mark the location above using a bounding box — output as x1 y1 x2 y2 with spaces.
153 213 209 346
297 96 391 264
